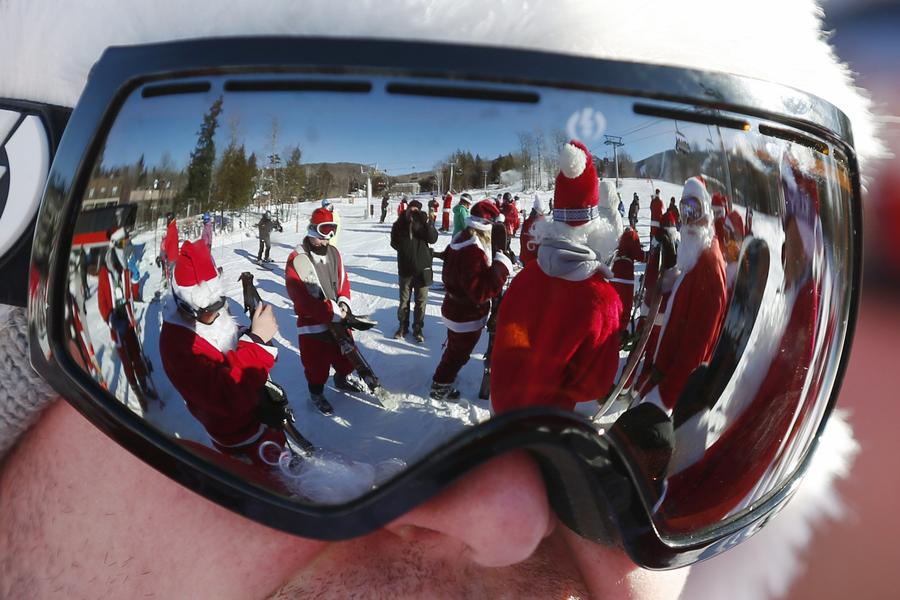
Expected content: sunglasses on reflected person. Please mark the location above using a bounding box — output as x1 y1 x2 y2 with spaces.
5 37 861 569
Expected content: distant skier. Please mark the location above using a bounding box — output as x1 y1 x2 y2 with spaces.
500 192 520 238
390 199 438 342
427 195 440 224
440 190 453 232
159 212 179 287
285 208 368 414
635 176 727 412
160 240 292 466
666 196 681 230
255 210 282 263
380 194 390 223
430 199 511 400
201 212 213 249
452 193 472 236
650 188 664 239
519 195 547 265
628 193 640 230
490 140 622 413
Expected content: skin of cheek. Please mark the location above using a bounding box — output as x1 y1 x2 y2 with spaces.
0 401 323 599
560 526 691 600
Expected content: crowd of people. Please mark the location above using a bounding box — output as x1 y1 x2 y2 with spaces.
73 137 786 480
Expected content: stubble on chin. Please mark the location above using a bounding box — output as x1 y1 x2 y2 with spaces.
267 529 591 600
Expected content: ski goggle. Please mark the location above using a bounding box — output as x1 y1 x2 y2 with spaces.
310 222 338 239
15 37 861 569
679 195 705 225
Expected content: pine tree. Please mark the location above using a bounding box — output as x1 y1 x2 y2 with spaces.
181 96 224 215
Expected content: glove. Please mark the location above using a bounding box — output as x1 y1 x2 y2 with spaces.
256 380 289 428
345 312 377 331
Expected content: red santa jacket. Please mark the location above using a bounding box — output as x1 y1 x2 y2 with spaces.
397 199 408 217
641 241 727 409
519 213 544 265
440 230 511 332
610 257 636 332
285 244 351 335
161 221 179 263
715 210 746 263
501 202 520 236
649 196 664 237
160 314 277 447
491 262 622 413
660 277 818 531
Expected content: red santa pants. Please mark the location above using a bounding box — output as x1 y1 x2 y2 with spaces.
433 329 482 384
299 334 354 389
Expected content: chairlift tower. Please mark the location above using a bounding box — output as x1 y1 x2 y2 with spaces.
603 135 624 187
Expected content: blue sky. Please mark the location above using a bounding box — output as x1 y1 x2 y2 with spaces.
101 75 698 174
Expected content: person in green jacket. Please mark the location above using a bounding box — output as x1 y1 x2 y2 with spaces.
452 193 473 237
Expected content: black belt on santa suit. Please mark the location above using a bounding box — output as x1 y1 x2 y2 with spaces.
444 291 489 311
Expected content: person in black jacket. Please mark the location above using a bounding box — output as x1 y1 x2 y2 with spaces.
390 199 438 342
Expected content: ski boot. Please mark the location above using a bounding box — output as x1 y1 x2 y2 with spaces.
430 381 461 401
392 327 407 340
413 330 425 344
310 392 334 416
334 373 367 393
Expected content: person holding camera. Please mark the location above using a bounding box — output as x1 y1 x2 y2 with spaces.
390 199 438 342
159 240 288 466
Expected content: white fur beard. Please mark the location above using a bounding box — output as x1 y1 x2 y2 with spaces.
532 216 619 263
677 224 713 272
195 310 239 353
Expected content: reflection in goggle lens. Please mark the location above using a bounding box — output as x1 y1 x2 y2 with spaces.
63 73 854 542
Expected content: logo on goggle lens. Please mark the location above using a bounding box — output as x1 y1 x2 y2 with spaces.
0 110 51 261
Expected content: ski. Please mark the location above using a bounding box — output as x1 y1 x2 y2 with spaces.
309 393 335 416
478 294 503 400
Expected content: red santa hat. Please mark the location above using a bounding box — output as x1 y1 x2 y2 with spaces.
466 199 500 231
308 207 338 239
553 140 599 226
171 240 223 312
712 192 728 218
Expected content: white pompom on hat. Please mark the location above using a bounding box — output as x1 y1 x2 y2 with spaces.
553 140 600 226
171 240 223 312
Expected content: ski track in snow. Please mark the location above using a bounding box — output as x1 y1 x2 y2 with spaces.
94 178 677 502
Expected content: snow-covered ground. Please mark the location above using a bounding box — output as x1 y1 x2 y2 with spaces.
87 177 677 502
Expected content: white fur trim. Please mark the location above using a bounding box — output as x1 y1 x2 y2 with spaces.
465 215 494 232
682 411 859 600
328 299 343 323
171 274 223 311
493 251 513 273
239 334 277 358
559 142 587 179
442 315 488 333
297 324 329 335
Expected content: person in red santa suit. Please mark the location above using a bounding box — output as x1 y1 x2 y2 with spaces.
649 188 664 239
612 224 647 335
639 209 679 328
158 211 179 288
519 194 547 265
159 240 289 466
501 192 520 238
440 190 453 232
97 227 155 408
430 199 512 400
636 176 728 412
285 208 368 414
712 192 746 288
658 159 823 531
491 140 622 413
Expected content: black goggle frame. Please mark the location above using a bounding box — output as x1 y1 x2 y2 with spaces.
24 37 863 570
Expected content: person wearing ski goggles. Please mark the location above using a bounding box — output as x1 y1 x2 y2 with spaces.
0 1 882 599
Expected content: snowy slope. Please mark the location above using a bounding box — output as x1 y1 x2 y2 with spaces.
92 178 681 501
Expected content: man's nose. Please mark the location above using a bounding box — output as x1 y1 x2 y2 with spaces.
384 450 555 568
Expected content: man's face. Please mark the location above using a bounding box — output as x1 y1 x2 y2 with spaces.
0 401 689 599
